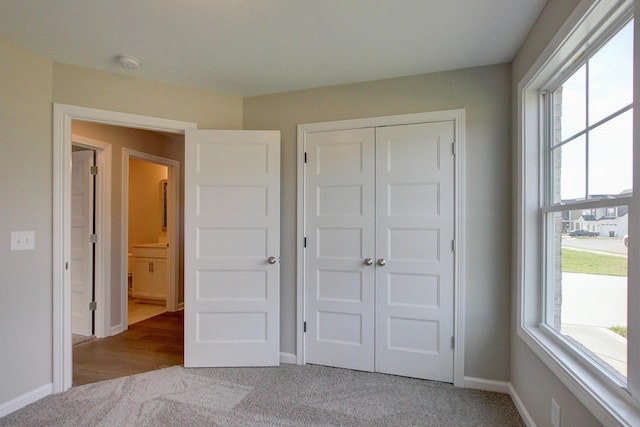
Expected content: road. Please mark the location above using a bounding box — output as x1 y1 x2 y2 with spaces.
562 236 628 256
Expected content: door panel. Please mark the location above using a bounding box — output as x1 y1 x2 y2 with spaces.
375 122 455 382
184 130 280 367
71 150 94 336
305 128 376 371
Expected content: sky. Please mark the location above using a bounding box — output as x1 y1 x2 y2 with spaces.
556 19 633 201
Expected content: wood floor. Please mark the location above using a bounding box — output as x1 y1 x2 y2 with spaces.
128 297 167 325
73 311 183 386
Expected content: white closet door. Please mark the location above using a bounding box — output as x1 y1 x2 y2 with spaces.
374 122 455 382
71 150 94 336
304 128 376 371
184 129 280 367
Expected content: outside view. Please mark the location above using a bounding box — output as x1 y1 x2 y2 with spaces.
550 19 633 379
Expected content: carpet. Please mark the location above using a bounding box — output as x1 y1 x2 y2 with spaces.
0 364 524 426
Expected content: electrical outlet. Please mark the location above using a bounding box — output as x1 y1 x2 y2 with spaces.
551 398 561 427
11 231 35 251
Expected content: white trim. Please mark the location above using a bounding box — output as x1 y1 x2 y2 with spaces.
110 323 125 336
279 352 297 365
53 103 196 393
509 384 537 427
71 134 112 339
463 376 510 394
0 383 53 417
121 147 181 331
296 109 466 386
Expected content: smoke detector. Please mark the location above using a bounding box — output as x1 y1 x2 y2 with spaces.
117 55 140 70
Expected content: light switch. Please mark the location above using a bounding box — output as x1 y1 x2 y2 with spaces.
11 231 35 251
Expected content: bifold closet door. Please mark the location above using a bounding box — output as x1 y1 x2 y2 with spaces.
374 122 455 382
304 128 376 371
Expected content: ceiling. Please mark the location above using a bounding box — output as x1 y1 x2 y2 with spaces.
0 0 547 97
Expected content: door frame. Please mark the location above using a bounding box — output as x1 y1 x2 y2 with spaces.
53 103 196 393
296 109 466 387
121 148 181 323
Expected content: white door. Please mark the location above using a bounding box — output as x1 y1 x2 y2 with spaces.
304 128 376 371
184 129 280 367
71 150 94 336
304 121 455 382
374 122 455 382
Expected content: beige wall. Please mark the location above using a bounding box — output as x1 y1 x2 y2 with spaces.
53 63 242 130
244 63 513 381
128 158 169 248
0 39 53 404
511 0 603 425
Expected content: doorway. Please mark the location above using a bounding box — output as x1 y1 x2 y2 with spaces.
127 156 170 325
69 123 183 386
124 151 180 326
53 103 197 392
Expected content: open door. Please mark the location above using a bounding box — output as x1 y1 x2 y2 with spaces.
184 130 280 367
71 150 95 336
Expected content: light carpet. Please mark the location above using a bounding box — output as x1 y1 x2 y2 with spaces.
1 364 524 426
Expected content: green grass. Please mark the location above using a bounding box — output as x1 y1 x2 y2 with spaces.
610 326 628 338
561 248 627 277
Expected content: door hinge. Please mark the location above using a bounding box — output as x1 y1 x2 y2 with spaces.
304 152 307 163
451 336 455 349
90 166 98 175
451 239 455 253
304 321 307 333
451 142 456 155
89 301 97 311
304 237 307 248
89 234 97 244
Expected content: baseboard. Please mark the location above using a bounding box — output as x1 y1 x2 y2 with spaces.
464 376 511 394
463 378 536 426
509 384 537 427
110 323 124 336
0 383 53 417
279 352 297 364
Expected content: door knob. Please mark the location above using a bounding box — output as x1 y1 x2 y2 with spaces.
364 257 373 266
377 258 387 266
267 256 278 264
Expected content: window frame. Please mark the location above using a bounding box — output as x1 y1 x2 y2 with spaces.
516 0 640 424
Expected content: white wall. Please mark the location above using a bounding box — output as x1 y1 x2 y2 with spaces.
244 63 513 381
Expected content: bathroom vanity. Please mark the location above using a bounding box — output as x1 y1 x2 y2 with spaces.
131 243 168 304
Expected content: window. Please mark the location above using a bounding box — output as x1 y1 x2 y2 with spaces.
544 18 633 381
518 0 640 424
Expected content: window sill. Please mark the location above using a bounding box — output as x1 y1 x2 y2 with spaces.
518 324 640 426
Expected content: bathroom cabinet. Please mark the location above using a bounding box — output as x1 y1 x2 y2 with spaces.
131 243 168 304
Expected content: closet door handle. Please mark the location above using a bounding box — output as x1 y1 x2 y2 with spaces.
377 258 387 266
267 256 278 264
364 258 373 266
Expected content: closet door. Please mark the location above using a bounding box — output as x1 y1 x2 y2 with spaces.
374 122 455 382
304 128 376 371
